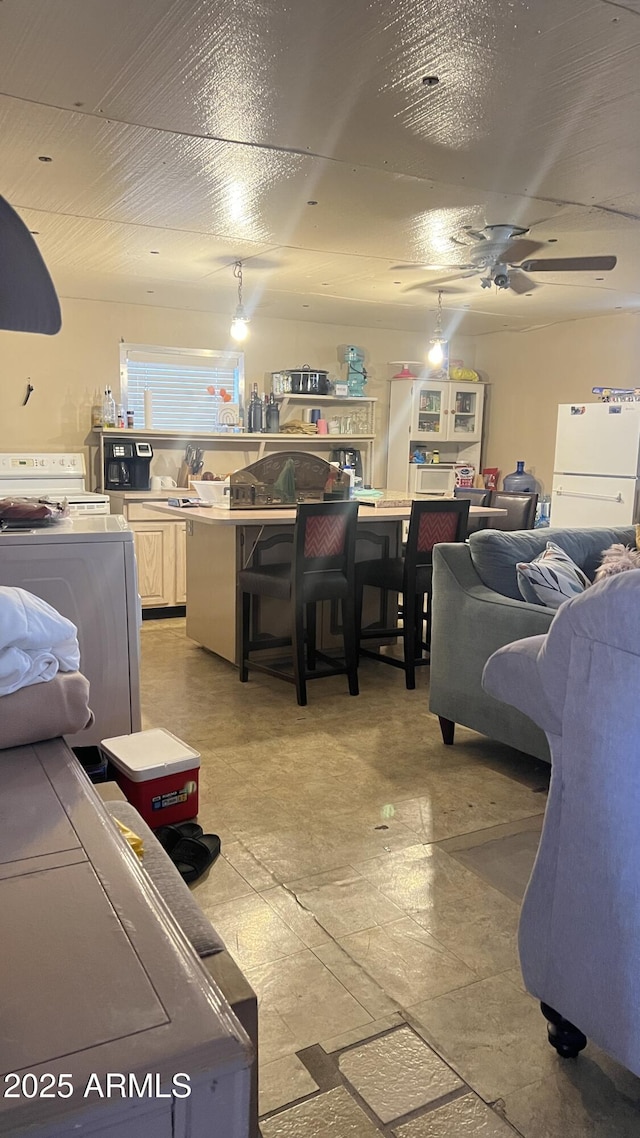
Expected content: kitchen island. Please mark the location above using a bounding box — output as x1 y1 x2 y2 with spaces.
149 501 506 666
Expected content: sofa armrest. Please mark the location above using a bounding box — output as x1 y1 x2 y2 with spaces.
482 635 562 736
429 543 555 759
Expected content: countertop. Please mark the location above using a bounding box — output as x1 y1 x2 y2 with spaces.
106 489 190 501
148 502 507 527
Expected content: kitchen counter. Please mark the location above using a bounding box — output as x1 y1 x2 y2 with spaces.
149 502 507 526
146 501 506 664
107 489 186 501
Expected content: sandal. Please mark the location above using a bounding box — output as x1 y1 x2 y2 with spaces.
154 822 203 853
169 833 221 885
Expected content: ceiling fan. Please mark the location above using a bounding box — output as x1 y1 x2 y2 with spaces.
393 224 617 295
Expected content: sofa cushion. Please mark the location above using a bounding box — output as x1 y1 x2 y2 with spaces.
517 541 591 608
469 526 636 600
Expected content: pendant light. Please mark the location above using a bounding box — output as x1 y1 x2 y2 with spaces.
230 260 249 342
427 289 447 368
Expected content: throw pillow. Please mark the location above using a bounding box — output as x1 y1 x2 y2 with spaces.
517 541 590 609
594 543 640 581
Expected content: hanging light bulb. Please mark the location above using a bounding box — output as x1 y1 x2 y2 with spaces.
230 260 249 342
427 289 447 370
427 340 444 367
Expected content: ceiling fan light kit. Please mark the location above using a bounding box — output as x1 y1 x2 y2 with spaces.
395 225 617 299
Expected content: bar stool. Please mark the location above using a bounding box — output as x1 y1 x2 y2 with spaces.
488 490 538 531
357 499 469 689
239 501 360 706
454 486 490 535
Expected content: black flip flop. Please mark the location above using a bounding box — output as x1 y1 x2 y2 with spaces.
154 822 203 853
170 833 221 885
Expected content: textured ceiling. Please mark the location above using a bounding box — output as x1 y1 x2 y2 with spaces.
1 0 639 335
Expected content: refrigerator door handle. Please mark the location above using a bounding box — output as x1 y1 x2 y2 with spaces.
555 486 623 503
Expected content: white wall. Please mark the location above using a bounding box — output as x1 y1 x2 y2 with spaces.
0 297 475 486
475 313 640 492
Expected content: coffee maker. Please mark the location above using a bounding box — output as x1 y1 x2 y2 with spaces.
104 441 153 490
329 447 363 484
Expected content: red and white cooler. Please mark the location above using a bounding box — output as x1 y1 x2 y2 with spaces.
100 728 200 828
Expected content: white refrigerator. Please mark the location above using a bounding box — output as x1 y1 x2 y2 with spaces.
551 402 640 528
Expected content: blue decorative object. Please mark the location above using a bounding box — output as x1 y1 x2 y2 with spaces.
344 345 367 397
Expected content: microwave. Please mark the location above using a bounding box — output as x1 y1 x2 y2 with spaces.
408 463 457 497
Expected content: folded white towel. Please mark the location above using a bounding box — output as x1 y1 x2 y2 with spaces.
0 587 80 672
0 646 59 696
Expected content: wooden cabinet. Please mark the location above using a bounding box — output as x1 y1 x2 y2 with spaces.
132 523 175 606
387 378 485 493
174 521 187 604
108 496 186 608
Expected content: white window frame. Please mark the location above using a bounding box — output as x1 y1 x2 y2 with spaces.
119 343 245 433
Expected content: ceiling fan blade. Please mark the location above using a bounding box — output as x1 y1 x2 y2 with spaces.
503 238 546 263
402 270 478 293
390 262 475 272
0 195 61 334
520 255 617 273
508 271 539 295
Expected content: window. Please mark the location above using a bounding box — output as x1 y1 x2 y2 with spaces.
119 344 244 433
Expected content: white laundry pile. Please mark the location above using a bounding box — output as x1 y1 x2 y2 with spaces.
0 587 80 696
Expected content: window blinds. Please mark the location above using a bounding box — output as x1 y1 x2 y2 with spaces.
120 346 243 433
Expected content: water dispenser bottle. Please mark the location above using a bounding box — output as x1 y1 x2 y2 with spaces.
503 461 535 493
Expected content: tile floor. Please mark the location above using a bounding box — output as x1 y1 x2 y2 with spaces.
140 617 640 1136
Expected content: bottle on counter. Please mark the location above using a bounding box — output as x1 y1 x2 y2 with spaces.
127 409 134 429
266 393 280 434
261 392 268 433
247 383 262 433
117 404 125 429
431 450 440 464
102 387 116 429
91 390 103 429
503 461 535 493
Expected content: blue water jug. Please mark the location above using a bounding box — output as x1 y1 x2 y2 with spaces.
503 461 535 493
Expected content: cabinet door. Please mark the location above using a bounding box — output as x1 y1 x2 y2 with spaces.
132 523 174 606
174 523 187 605
410 382 445 438
445 383 484 442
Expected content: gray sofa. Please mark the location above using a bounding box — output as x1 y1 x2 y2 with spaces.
429 525 635 761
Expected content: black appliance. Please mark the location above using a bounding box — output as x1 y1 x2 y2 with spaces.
329 447 363 482
104 440 153 490
272 366 330 395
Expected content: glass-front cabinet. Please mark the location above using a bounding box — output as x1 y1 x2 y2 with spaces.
410 381 483 443
450 384 482 441
387 376 485 493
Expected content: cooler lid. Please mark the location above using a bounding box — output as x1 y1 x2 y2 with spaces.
100 728 200 781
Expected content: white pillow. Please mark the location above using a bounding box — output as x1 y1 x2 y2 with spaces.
517 541 590 609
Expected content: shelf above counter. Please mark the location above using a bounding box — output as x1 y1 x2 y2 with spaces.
98 428 373 442
272 394 377 403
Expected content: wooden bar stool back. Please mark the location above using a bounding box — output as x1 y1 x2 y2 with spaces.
239 501 359 706
357 498 469 689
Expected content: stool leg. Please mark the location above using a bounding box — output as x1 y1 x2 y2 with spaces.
425 584 433 653
240 592 250 682
306 602 317 670
402 592 417 690
342 593 359 697
293 602 307 706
